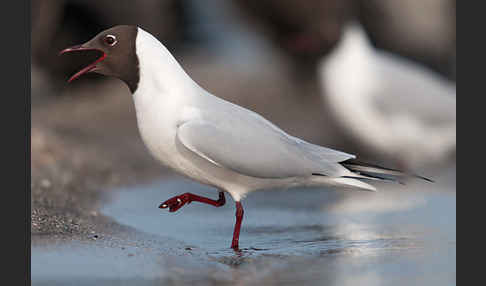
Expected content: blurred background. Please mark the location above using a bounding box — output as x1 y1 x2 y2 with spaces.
31 0 456 284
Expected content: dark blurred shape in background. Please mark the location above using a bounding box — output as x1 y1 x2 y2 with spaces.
234 0 455 79
233 0 353 73
32 0 456 79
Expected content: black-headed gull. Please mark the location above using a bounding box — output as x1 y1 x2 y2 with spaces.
61 25 430 250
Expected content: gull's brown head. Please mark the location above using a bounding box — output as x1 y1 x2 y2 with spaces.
60 25 140 93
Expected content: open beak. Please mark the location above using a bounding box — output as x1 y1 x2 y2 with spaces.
59 45 106 82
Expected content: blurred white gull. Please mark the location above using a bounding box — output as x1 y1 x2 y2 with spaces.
318 24 456 170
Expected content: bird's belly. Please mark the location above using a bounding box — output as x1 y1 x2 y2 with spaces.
135 111 215 185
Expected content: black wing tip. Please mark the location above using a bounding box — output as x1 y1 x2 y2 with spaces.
414 175 434 183
343 159 401 172
343 159 434 183
312 173 327 177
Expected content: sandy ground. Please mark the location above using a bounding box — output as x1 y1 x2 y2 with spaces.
31 78 167 242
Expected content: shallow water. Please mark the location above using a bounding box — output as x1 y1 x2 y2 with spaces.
32 167 455 285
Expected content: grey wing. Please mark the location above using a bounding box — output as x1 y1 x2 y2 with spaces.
176 120 352 179
289 136 355 163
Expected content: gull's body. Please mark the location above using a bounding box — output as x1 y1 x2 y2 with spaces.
318 24 456 170
61 25 428 250
133 28 379 201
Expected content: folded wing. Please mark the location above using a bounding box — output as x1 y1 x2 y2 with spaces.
176 120 354 179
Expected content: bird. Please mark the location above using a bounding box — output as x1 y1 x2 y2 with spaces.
60 25 430 250
318 24 456 171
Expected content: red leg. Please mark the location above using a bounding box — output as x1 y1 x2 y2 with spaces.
231 202 244 250
159 191 225 212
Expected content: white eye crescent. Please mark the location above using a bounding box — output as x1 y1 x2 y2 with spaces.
104 34 117 46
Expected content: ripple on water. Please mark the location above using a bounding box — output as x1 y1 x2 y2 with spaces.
101 176 454 259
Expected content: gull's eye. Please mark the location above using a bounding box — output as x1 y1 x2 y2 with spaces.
104 35 117 46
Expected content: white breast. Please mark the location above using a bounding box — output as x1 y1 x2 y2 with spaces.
132 28 231 188
132 28 189 167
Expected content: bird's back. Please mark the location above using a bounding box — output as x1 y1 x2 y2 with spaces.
188 91 355 179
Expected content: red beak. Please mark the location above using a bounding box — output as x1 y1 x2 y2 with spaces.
59 45 106 82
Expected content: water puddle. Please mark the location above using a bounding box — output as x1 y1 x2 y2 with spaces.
33 167 455 285
102 173 454 256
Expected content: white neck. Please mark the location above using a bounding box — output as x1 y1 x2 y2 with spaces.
134 27 198 98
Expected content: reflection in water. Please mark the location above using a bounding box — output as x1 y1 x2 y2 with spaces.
32 167 455 285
